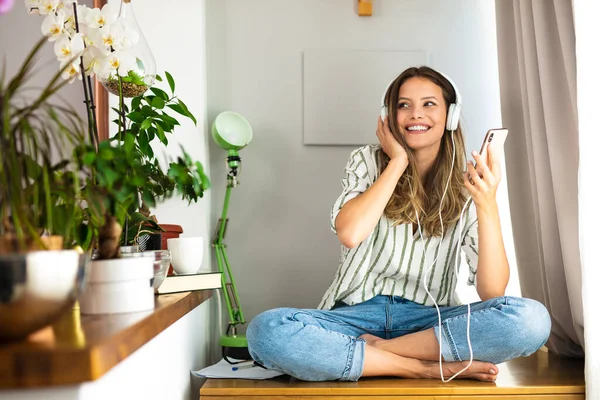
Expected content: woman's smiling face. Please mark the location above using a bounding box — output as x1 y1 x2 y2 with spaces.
395 77 448 153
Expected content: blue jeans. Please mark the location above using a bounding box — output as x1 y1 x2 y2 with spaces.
246 295 551 381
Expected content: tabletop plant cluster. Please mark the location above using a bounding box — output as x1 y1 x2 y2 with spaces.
1 0 210 259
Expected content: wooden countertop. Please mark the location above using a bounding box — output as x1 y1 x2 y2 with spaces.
0 290 212 389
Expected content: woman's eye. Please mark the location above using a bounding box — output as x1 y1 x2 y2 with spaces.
397 102 409 109
424 101 436 107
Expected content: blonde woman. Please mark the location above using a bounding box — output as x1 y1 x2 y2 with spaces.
247 66 550 382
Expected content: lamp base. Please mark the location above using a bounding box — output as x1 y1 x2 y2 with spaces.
221 333 251 362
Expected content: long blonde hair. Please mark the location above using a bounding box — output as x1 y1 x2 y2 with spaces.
378 66 468 237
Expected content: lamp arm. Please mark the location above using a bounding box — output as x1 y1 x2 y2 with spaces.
213 175 246 327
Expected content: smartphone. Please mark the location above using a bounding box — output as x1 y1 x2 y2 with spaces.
475 128 509 168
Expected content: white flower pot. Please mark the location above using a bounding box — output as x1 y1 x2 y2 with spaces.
79 257 154 315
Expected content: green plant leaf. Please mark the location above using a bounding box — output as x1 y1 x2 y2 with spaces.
127 111 144 123
150 87 169 101
178 99 197 125
138 130 149 153
82 151 96 165
166 103 186 116
140 118 153 131
151 96 165 109
103 168 119 189
131 96 142 111
158 113 180 127
99 147 115 160
124 133 134 153
165 71 175 93
141 105 155 118
156 123 167 145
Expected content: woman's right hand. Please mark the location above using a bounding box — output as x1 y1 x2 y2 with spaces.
377 116 409 164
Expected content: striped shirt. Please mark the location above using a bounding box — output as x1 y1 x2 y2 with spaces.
318 145 478 310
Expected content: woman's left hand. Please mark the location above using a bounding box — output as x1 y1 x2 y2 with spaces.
464 146 502 212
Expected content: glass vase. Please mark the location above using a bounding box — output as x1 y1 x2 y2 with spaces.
99 0 156 98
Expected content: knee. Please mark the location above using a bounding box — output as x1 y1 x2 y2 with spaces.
246 308 295 356
508 297 551 355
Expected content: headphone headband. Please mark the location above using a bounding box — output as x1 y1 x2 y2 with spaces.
380 69 462 131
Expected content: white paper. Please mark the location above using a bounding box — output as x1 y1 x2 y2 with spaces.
192 358 285 380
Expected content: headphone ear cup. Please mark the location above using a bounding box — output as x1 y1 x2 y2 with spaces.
380 106 388 121
446 103 460 131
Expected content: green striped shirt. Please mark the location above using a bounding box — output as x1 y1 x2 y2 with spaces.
318 145 479 310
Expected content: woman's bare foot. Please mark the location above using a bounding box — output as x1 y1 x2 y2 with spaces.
359 333 498 382
419 359 499 382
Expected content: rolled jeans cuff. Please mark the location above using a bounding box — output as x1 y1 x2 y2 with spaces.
434 322 459 362
344 338 365 381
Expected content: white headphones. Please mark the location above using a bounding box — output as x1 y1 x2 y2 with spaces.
380 70 462 131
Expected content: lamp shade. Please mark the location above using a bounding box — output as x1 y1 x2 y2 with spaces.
211 112 253 151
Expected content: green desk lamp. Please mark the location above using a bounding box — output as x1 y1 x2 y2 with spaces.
211 111 253 363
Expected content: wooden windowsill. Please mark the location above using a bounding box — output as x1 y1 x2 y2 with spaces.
0 290 212 389
201 350 585 399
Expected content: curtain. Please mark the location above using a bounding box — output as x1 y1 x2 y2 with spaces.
496 0 600 397
495 0 583 357
572 1 600 398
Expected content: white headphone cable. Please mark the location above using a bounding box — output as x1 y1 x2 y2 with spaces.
415 130 474 382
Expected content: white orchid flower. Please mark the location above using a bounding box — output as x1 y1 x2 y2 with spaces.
85 3 116 28
60 58 81 83
83 46 105 78
54 33 84 63
54 0 72 13
97 50 136 80
75 3 88 23
38 0 59 15
110 20 139 51
41 9 66 41
24 0 41 15
97 24 116 50
84 28 111 56
58 2 78 34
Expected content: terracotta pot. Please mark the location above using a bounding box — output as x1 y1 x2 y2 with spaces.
159 224 183 275
0 235 63 254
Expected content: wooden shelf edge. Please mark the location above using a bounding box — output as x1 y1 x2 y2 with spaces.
0 290 213 389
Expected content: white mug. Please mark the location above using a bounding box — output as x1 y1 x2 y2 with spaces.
167 237 204 275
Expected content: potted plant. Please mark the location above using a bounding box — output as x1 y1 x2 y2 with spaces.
0 36 89 341
23 0 210 314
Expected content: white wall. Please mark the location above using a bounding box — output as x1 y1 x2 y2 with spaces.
206 0 520 324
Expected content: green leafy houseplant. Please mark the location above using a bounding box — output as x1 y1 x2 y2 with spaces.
21 1 211 261
0 38 86 252
76 72 210 260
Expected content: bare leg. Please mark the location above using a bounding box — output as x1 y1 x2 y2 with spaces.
360 329 441 361
362 343 498 382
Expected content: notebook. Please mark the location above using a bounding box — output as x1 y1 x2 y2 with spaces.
192 358 284 380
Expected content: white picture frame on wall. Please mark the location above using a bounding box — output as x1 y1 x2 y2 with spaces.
302 49 428 146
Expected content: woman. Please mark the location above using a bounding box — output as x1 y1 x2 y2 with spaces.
246 66 550 382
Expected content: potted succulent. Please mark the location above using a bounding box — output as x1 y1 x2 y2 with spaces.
0 37 89 341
